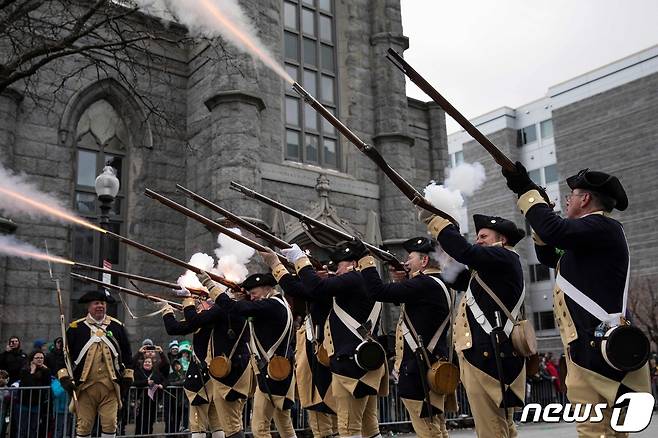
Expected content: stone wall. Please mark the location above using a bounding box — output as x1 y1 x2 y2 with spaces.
0 0 448 344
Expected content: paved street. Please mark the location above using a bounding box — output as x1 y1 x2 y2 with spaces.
393 413 658 437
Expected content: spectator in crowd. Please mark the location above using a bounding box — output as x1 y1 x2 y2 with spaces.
49 374 72 438
133 357 166 435
32 339 48 354
45 337 65 378
133 339 170 377
178 340 191 371
0 336 28 384
167 340 180 368
18 350 50 437
0 369 10 438
164 359 186 434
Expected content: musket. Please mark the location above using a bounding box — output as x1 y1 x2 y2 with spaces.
71 273 184 310
386 49 553 205
490 311 511 427
177 184 291 249
72 262 181 290
230 181 406 271
173 185 324 270
415 334 436 419
45 242 79 413
291 82 458 226
144 188 295 271
102 230 240 293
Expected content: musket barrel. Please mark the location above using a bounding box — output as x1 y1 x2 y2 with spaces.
230 181 406 271
71 272 184 310
291 82 458 225
176 184 292 249
73 262 180 290
386 49 516 172
103 230 239 291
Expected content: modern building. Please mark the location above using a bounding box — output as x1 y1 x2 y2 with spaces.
448 45 658 351
0 0 449 344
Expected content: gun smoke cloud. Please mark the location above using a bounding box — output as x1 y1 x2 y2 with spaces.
215 227 255 284
0 235 73 265
135 0 293 83
424 162 486 229
0 163 104 232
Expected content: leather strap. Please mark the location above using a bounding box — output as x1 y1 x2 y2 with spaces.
555 227 630 326
332 299 382 342
467 272 524 336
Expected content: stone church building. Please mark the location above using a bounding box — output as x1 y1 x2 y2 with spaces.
0 0 449 344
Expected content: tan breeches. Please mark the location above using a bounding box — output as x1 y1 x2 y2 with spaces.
75 382 118 436
251 387 296 438
401 398 449 438
332 376 379 437
307 410 338 437
212 395 247 436
460 359 517 438
565 353 630 438
361 395 380 437
189 396 222 434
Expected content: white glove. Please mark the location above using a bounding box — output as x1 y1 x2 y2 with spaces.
280 243 306 263
160 303 175 316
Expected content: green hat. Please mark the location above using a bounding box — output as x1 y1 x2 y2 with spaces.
178 340 192 354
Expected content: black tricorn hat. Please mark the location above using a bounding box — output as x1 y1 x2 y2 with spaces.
78 288 115 304
402 236 436 254
241 273 277 291
473 214 526 246
566 169 628 211
330 240 369 263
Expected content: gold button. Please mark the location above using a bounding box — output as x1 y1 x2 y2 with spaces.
483 351 489 357
464 332 470 337
570 333 575 338
558 301 563 307
528 197 535 203
590 341 595 347
466 342 471 347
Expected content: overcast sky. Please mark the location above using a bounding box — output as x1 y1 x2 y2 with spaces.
400 0 658 134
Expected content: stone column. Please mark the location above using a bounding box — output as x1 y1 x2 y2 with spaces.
427 103 450 182
369 0 416 241
0 88 21 341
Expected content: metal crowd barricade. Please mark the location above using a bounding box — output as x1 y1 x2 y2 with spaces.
0 379 597 437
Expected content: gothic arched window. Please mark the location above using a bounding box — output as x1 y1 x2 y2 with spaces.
71 99 129 317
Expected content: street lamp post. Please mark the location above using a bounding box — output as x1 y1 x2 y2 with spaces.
95 166 120 276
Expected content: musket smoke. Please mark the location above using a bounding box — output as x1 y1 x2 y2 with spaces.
134 0 293 83
215 227 255 284
0 163 104 231
0 235 73 265
424 162 486 229
177 252 215 292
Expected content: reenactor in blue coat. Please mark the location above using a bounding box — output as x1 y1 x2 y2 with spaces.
420 211 527 437
57 289 133 438
161 292 252 438
260 248 338 438
281 241 386 438
358 237 452 438
503 165 651 437
199 272 297 438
